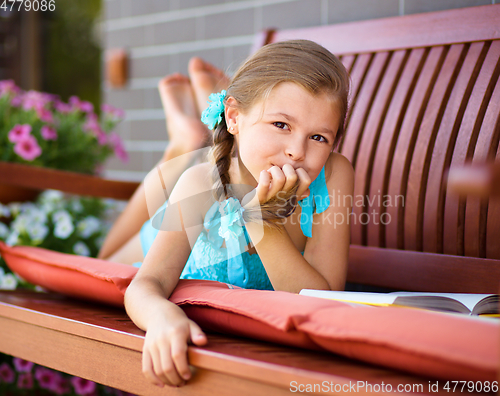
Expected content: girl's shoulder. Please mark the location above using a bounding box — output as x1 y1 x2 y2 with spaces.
169 161 214 204
324 152 355 191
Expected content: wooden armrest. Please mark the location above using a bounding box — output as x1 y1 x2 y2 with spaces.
0 290 457 395
348 245 500 293
0 161 139 200
446 162 500 198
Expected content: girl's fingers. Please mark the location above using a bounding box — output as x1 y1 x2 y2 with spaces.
295 168 312 199
267 166 286 199
189 322 208 347
255 170 271 204
142 348 165 387
169 334 190 385
282 164 299 192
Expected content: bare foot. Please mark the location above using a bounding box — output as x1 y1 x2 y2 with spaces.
158 73 211 155
188 57 230 114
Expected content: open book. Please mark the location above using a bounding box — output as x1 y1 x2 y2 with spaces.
298 290 499 316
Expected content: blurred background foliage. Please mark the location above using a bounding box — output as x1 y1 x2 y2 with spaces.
42 0 102 111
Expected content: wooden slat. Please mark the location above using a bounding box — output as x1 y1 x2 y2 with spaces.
340 54 356 73
443 40 500 256
0 291 449 396
405 44 465 252
486 146 500 260
272 5 500 55
367 49 424 248
250 29 275 53
385 46 440 250
343 52 390 245
423 42 486 254
354 50 408 247
465 49 500 259
0 161 139 200
347 245 500 293
339 53 373 156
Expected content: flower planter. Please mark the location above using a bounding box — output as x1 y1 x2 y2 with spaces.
0 182 40 205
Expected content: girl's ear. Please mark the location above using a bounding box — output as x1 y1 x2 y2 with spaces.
225 96 239 135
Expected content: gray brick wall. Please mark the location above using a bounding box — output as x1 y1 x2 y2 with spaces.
101 0 495 181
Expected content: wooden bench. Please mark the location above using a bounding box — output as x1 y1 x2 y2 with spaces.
1 4 499 395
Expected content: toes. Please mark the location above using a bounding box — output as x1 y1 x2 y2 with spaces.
188 57 206 73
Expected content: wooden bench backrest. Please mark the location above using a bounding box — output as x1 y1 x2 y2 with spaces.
256 5 500 293
261 5 500 292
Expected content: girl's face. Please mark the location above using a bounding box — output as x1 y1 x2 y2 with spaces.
228 82 341 187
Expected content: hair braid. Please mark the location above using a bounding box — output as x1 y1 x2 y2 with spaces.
209 116 234 201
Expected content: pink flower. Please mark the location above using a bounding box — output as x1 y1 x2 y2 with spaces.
13 357 34 373
8 124 32 143
48 371 67 395
41 125 58 140
14 135 42 161
35 105 54 123
83 114 107 145
10 95 22 107
17 373 34 389
0 362 15 384
0 79 20 96
22 90 52 111
71 376 97 395
80 101 94 113
109 132 129 163
102 103 125 119
54 100 73 113
35 366 58 390
54 377 72 395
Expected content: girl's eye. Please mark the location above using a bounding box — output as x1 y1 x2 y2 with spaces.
273 122 289 130
311 134 328 143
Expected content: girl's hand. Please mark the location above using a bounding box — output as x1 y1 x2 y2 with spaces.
142 311 207 387
243 164 312 209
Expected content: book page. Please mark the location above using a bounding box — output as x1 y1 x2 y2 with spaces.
389 292 493 312
299 290 398 306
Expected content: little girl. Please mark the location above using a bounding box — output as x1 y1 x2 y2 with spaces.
124 39 354 388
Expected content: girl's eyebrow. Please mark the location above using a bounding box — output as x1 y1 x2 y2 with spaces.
267 112 335 137
267 112 296 122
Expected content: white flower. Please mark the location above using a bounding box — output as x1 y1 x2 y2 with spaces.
0 223 9 239
54 218 74 239
5 231 19 246
27 223 49 242
28 208 48 224
11 215 29 233
73 241 90 256
0 203 10 218
20 202 37 213
8 203 22 216
0 273 18 290
77 216 101 238
52 210 72 224
40 190 64 203
0 267 4 278
70 198 84 213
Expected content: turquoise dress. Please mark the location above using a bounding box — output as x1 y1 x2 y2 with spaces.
137 166 330 290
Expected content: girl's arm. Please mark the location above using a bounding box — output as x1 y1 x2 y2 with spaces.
124 165 208 387
245 153 354 293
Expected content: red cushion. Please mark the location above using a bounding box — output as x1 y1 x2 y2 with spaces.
170 279 498 382
0 241 497 381
0 241 137 307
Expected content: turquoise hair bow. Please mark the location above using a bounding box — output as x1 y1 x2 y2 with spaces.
201 90 227 130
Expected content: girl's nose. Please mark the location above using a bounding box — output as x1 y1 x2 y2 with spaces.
285 138 306 161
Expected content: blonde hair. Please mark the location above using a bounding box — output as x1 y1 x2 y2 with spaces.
209 39 350 227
